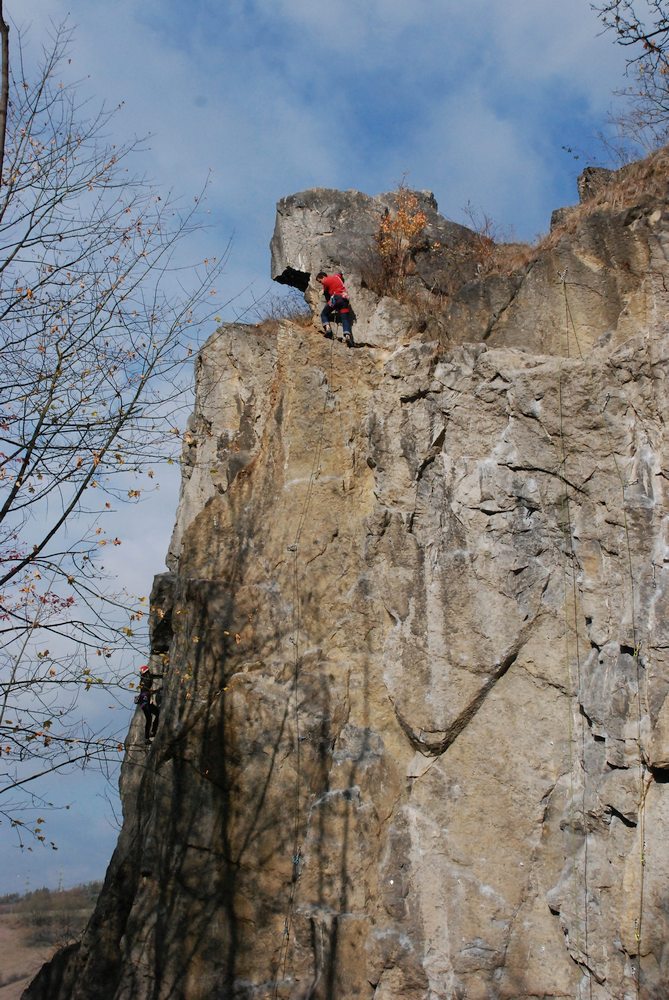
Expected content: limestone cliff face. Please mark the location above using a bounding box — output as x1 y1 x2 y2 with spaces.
25 164 669 1000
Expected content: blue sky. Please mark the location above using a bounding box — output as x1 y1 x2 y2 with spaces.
1 0 635 894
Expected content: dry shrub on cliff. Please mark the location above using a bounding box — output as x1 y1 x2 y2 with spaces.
432 144 669 289
372 185 429 295
249 287 312 334
440 203 536 282
365 186 536 307
484 240 537 274
543 143 669 248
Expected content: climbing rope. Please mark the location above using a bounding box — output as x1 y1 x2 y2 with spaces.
273 333 337 998
559 272 649 999
556 272 593 999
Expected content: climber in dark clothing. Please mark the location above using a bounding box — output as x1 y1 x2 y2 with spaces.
316 270 354 346
137 663 163 743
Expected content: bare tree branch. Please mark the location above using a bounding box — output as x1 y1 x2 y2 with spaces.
592 0 669 147
0 19 230 835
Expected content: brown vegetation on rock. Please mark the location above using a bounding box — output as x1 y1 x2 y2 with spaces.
546 143 669 241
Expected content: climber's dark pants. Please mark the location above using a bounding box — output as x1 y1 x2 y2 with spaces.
321 296 352 335
142 703 159 740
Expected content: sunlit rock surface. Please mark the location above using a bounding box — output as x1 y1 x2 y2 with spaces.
25 168 669 999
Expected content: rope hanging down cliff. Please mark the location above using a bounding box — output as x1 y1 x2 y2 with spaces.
559 272 649 1000
557 269 592 1000
273 333 337 998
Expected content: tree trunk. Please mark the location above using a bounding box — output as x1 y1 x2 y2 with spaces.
0 1 9 187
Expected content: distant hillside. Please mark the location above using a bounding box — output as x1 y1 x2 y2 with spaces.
0 884 101 1000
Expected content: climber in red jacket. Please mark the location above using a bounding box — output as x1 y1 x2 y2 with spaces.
316 270 354 346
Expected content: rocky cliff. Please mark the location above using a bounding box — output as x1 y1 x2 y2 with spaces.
25 152 669 999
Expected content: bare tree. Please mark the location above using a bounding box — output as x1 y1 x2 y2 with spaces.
0 19 226 845
593 0 669 147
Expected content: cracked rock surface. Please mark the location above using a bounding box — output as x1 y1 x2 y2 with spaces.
24 181 669 999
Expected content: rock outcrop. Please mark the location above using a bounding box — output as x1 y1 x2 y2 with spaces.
25 161 669 999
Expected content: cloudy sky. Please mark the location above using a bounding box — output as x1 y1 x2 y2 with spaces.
2 0 636 894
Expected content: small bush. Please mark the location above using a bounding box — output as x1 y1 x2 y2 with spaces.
373 185 429 296
541 143 669 249
363 148 667 325
363 184 536 308
249 287 312 333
